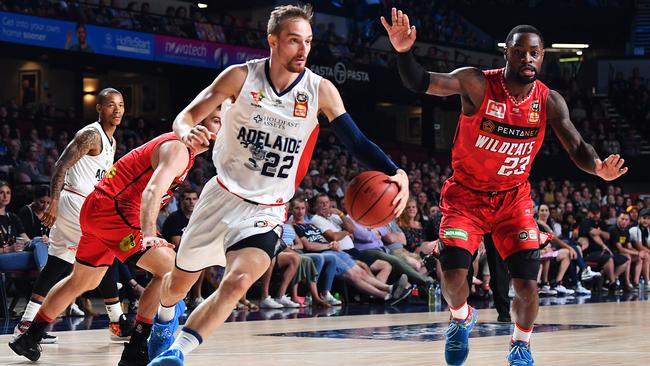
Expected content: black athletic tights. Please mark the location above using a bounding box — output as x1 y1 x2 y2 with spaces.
32 255 119 299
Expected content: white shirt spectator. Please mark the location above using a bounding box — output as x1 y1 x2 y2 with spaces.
629 225 649 246
551 221 562 237
311 214 354 250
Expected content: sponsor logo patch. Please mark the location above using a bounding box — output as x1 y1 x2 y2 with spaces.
106 165 117 179
518 231 529 240
486 99 506 119
250 90 265 107
528 100 540 124
293 91 308 118
528 229 538 240
119 234 137 252
443 228 468 241
480 118 540 139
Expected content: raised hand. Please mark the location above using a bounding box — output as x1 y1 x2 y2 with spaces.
595 154 628 181
380 7 417 53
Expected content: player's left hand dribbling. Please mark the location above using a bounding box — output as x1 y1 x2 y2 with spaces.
595 154 628 181
388 169 409 216
141 236 174 250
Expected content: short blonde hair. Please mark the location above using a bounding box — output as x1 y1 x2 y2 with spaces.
267 3 313 36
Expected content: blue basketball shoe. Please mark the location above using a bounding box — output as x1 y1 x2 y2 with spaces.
148 348 184 366
148 301 186 360
444 306 477 366
507 340 534 365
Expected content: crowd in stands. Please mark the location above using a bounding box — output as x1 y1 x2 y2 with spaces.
609 67 650 150
0 0 498 70
0 0 268 49
534 66 648 157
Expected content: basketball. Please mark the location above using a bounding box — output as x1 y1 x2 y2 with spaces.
344 171 399 228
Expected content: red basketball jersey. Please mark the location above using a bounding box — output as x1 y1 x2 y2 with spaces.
450 68 550 192
95 132 195 224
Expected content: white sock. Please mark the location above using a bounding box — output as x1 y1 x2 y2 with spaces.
157 303 176 323
106 301 123 323
22 300 42 322
384 285 394 300
169 328 202 356
512 323 533 343
449 302 469 320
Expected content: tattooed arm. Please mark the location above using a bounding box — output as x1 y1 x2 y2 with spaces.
41 128 102 227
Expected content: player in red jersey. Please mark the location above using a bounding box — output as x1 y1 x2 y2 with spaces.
9 116 221 366
382 8 627 366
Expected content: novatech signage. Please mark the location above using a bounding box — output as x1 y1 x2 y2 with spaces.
155 35 268 68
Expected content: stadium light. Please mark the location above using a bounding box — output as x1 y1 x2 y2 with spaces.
576 50 583 55
497 42 506 48
198 3 208 8
551 43 589 49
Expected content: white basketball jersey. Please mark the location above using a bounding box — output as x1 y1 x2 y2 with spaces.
213 58 322 205
64 122 116 196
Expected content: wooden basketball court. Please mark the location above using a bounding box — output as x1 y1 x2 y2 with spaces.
1 300 648 365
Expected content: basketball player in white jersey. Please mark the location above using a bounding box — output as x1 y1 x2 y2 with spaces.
13 88 130 343
148 5 409 365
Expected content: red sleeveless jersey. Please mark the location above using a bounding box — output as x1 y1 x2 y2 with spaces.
450 68 550 192
95 132 194 225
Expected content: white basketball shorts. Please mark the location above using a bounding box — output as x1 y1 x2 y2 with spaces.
175 177 286 272
48 190 86 264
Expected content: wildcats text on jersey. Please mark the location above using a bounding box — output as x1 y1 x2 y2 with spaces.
474 135 536 157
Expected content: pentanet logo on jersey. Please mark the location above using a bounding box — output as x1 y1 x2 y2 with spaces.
486 99 506 119
480 118 540 140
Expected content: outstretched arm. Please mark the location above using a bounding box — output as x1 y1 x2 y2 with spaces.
547 90 628 181
380 7 485 114
173 64 247 152
42 128 101 227
140 141 190 246
319 78 409 216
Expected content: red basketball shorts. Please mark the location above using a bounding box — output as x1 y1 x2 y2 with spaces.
438 178 539 260
75 190 142 267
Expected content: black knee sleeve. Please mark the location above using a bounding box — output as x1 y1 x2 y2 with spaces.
439 243 473 271
96 263 119 299
32 255 72 297
506 249 540 281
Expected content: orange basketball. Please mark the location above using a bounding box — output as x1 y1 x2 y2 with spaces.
344 171 399 228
